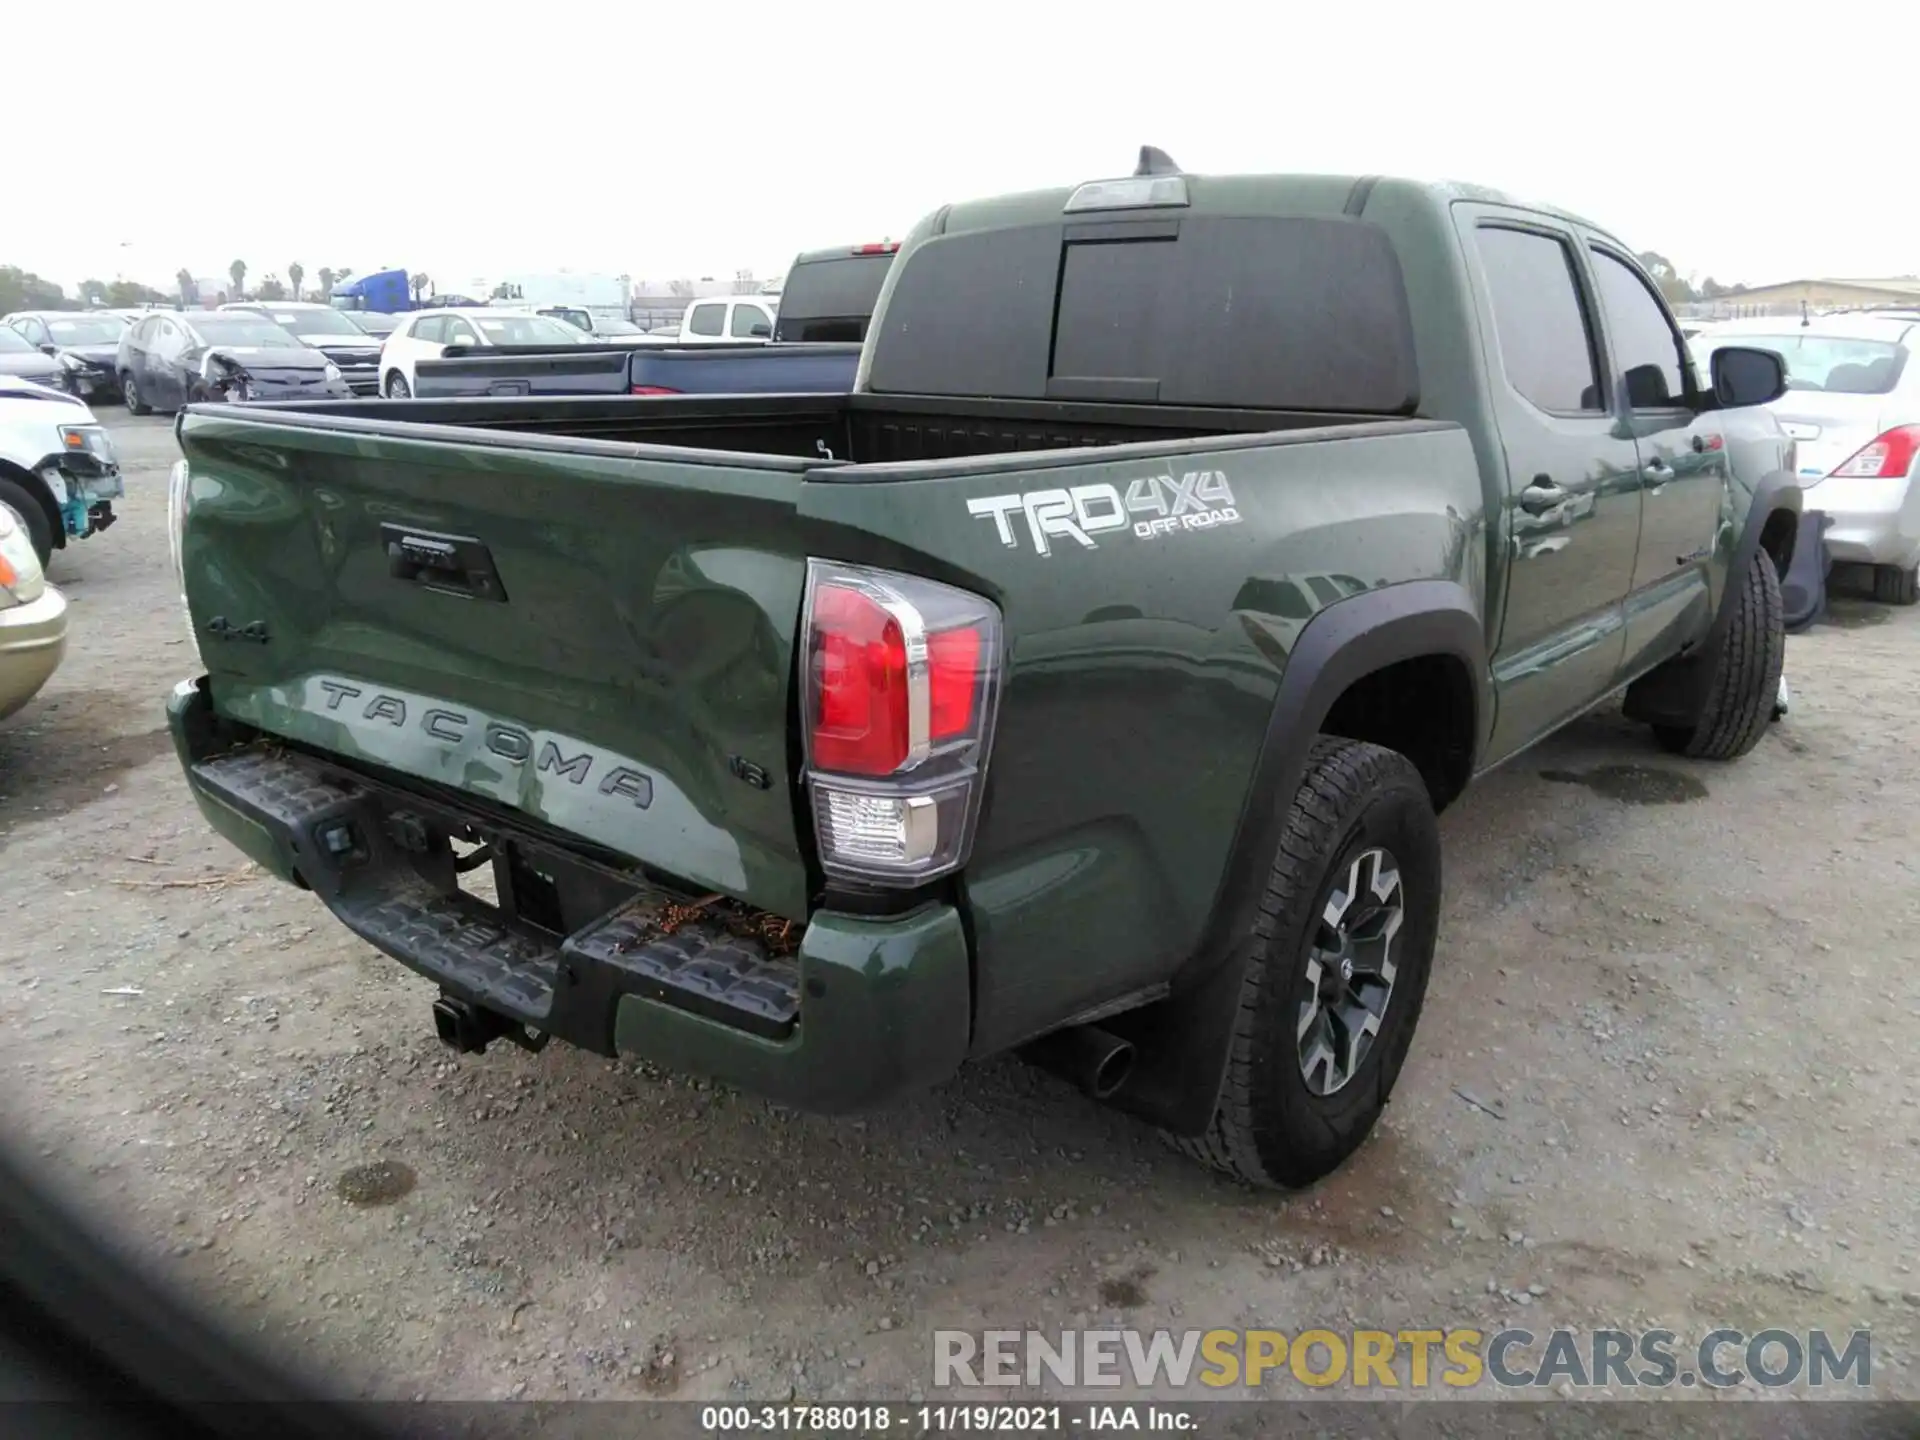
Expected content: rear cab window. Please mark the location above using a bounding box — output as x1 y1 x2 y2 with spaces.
773 253 894 342
729 304 773 338
688 304 725 337
866 212 1420 413
1472 225 1604 414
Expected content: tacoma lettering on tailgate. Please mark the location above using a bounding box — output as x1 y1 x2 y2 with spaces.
314 678 654 808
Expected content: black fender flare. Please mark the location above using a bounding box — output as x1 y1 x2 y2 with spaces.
1716 472 1803 645
1624 471 1802 728
0 458 66 553
1105 578 1489 1137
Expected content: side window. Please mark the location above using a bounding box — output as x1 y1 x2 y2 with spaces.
1590 249 1687 408
1474 226 1605 415
19 317 48 345
446 319 478 347
688 303 724 337
415 316 448 344
729 303 771 338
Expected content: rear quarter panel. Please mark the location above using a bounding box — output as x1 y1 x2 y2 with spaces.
802 423 1486 1054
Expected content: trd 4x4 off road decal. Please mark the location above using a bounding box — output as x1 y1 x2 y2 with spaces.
966 470 1242 557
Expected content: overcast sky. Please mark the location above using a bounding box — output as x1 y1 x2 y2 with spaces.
11 1 1911 296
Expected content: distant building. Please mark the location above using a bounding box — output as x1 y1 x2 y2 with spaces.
1680 276 1920 320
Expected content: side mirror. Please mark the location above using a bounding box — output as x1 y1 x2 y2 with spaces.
39 343 57 356
748 323 772 339
1711 346 1788 408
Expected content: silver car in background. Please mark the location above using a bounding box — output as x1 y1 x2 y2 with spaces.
1692 312 1920 604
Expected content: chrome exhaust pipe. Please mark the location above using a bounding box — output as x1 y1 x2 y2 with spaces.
1020 1024 1137 1101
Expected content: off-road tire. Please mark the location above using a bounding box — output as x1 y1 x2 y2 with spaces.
1872 563 1918 606
1653 550 1785 760
122 371 151 416
0 477 55 569
1170 736 1441 1189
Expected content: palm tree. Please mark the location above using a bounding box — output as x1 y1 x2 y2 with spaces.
409 272 431 304
175 268 198 307
228 259 247 301
288 262 305 301
317 266 335 300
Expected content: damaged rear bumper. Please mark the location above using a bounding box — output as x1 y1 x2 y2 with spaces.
167 676 972 1112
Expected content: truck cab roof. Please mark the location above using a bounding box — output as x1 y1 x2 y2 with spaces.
926 165 1614 249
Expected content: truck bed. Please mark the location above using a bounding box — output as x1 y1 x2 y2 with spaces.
233 391 1434 467
412 343 860 399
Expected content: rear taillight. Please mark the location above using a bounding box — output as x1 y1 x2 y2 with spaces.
630 385 680 396
1830 425 1920 478
853 243 899 255
167 459 203 664
801 560 1002 885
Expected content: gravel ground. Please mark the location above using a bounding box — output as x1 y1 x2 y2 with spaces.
3 410 1918 1405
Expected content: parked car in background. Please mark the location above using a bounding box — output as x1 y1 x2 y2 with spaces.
116 310 353 415
0 379 122 567
221 301 385 395
346 312 402 340
376 308 588 397
0 327 64 390
771 242 897 342
536 307 650 342
496 273 629 331
411 339 861 398
672 295 778 344
0 496 67 722
4 311 130 403
1693 312 1920 603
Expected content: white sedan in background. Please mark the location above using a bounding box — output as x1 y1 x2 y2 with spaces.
377 308 588 398
1693 312 1920 604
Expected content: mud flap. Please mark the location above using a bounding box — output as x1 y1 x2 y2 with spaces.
1781 510 1831 633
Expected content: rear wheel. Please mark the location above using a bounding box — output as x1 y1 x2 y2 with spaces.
122 371 151 416
384 370 410 399
1169 737 1440 1189
1872 563 1918 606
1652 549 1784 761
0 477 55 570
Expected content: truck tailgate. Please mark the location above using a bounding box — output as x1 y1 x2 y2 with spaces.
174 408 816 919
414 346 634 398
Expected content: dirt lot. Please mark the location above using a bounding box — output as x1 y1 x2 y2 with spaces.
3 410 1918 1404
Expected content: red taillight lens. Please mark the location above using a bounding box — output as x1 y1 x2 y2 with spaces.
1831 424 1920 478
630 385 680 396
810 582 910 776
927 625 982 740
801 561 1004 884
853 243 899 256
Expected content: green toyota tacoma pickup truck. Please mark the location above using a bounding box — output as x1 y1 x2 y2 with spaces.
164 150 1799 1188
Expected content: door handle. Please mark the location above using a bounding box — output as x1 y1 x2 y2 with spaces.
1644 461 1676 483
1519 477 1568 515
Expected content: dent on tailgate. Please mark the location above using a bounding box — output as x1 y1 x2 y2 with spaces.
176 411 816 919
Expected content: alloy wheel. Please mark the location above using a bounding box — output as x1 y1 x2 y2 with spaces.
1297 846 1405 1097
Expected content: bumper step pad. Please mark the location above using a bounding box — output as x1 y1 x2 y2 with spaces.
190 745 800 1043
570 907 801 1039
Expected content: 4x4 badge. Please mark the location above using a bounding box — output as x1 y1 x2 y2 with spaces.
967 470 1241 556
